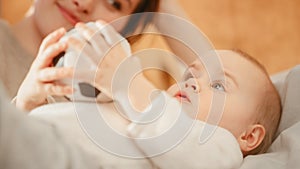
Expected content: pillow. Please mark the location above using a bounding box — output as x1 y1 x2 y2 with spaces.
273 65 300 133
239 65 300 169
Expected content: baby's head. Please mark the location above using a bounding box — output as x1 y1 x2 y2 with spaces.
168 50 281 156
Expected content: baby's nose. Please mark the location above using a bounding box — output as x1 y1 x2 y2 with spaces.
184 79 199 93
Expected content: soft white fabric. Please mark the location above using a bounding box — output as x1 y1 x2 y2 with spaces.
240 65 300 169
127 94 243 169
30 94 243 169
0 83 101 169
30 102 153 169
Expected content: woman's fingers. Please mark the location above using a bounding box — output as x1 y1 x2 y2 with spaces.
37 67 74 82
95 20 131 57
43 83 73 96
67 36 86 52
76 22 110 59
39 67 74 96
35 42 67 68
39 28 66 53
75 22 97 40
65 36 99 65
95 20 123 45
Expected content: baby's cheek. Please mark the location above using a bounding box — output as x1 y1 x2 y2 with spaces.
166 84 180 96
195 92 213 122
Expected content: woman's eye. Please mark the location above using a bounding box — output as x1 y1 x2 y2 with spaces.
211 82 226 92
108 0 122 10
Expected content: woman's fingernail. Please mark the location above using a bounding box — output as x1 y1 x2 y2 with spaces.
96 20 107 24
59 44 66 50
75 22 84 28
58 27 66 34
95 21 106 29
62 42 67 47
56 43 64 50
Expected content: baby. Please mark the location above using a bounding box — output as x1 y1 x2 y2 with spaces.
27 49 282 169
166 49 282 156
16 21 281 168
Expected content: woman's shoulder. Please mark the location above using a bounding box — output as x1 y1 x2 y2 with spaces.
0 19 30 58
0 19 33 97
0 19 9 27
0 19 12 36
0 19 18 47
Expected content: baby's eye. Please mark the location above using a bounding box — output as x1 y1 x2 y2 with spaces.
108 0 122 10
211 82 226 92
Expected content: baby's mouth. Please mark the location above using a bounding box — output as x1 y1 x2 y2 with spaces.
174 91 191 103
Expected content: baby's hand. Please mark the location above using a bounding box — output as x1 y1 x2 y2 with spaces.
16 28 74 111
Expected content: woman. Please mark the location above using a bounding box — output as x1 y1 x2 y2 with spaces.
0 0 160 98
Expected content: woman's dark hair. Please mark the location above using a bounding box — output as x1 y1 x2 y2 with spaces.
120 0 160 41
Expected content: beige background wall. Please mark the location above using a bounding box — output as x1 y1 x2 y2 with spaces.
0 0 32 23
178 0 300 74
1 0 300 74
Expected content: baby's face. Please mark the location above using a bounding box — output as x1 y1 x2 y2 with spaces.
167 50 268 137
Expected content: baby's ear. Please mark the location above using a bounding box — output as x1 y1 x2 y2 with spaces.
238 124 265 155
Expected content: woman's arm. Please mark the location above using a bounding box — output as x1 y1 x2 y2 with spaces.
159 0 190 19
155 0 198 65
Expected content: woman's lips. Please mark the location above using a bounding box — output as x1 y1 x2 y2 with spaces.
174 91 191 102
56 3 80 26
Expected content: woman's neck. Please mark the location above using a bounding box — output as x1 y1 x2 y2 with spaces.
11 15 43 57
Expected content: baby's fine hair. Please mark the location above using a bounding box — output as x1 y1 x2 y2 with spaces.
233 49 282 155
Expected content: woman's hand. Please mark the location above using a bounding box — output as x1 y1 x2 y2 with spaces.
16 28 74 112
71 21 131 99
74 21 155 112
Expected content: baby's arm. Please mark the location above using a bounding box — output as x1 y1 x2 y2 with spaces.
16 28 74 112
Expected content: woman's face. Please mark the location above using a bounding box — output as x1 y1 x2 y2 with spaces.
33 0 140 37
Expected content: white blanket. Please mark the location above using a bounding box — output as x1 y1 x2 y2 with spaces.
30 95 243 169
127 95 243 169
30 102 153 169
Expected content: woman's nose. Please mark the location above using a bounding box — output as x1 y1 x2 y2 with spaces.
184 79 200 93
72 0 94 14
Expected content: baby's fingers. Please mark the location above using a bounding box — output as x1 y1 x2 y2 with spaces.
38 67 74 82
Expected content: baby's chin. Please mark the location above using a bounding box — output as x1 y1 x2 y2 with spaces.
182 103 211 123
171 99 201 121
162 88 205 121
